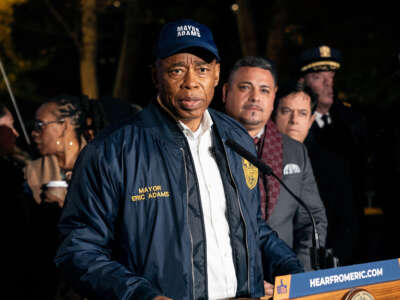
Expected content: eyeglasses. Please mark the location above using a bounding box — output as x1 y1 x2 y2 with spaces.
33 119 65 132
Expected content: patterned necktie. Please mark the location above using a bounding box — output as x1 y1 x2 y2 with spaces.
253 137 260 152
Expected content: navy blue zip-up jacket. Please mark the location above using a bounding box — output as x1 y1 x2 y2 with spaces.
55 103 304 300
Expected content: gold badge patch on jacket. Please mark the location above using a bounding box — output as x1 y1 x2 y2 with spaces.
242 158 258 190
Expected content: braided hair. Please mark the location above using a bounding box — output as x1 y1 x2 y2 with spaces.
45 94 108 142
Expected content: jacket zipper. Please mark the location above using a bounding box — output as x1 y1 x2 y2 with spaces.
222 143 251 295
180 147 196 300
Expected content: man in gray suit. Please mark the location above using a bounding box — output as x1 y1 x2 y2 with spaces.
222 56 327 271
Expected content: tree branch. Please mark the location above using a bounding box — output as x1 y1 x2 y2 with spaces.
44 0 81 50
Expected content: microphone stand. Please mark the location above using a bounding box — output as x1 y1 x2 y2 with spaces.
0 55 31 146
225 139 339 270
264 166 338 270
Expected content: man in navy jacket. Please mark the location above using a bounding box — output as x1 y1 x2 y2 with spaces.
55 19 304 300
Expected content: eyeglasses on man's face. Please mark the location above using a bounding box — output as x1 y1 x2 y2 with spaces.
32 119 65 132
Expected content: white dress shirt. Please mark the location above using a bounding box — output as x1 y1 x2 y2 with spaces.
315 111 332 128
178 110 237 300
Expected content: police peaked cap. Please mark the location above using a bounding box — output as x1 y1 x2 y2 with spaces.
296 45 342 75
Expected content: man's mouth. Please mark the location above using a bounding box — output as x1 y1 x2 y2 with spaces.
179 97 202 109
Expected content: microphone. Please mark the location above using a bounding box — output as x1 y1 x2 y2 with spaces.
225 139 338 270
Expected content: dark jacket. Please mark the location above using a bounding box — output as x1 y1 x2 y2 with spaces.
305 100 368 266
55 103 303 300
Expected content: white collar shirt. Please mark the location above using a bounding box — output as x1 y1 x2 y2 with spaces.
315 111 331 128
255 126 265 139
178 110 237 300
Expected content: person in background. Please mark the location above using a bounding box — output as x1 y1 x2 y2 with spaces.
222 56 327 271
273 81 317 143
296 45 369 266
1 102 33 299
24 94 106 300
0 103 19 137
54 19 304 300
0 102 32 164
24 94 106 207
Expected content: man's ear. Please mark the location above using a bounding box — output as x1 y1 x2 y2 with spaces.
214 63 220 87
298 77 305 84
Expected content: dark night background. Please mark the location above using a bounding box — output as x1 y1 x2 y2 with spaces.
1 0 400 265
2 1 400 116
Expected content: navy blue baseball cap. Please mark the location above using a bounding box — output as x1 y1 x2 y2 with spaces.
153 19 220 61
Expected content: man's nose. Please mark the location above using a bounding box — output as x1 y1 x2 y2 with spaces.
324 77 333 87
181 69 199 89
249 89 261 102
289 112 298 124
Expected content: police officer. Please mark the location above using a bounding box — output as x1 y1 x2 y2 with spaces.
296 45 369 266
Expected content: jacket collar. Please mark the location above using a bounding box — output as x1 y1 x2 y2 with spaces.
138 100 240 149
138 101 190 148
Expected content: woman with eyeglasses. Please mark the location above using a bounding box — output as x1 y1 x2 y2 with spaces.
24 94 107 208
22 94 107 300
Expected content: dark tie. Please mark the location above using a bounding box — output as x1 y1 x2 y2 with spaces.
253 137 260 152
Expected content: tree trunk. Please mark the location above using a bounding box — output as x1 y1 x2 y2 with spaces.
80 0 98 99
265 1 288 75
113 0 144 102
236 0 258 57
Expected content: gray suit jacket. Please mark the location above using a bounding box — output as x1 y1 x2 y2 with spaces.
267 134 328 271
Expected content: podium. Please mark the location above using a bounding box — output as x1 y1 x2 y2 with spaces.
272 258 400 299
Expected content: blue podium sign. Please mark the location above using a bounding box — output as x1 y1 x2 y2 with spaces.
274 258 400 299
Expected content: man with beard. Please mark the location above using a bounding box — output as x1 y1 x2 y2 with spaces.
222 56 327 271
